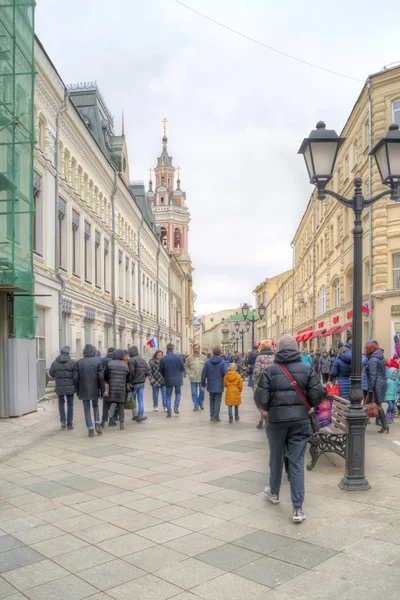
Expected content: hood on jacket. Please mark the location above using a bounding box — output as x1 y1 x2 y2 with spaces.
338 351 352 364
301 350 309 355
259 348 274 356
224 371 240 382
57 353 70 363
83 344 95 358
61 346 70 355
210 355 224 364
275 348 301 364
105 351 114 359
113 349 125 361
388 367 399 379
128 346 139 358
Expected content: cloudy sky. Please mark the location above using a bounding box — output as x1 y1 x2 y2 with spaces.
36 0 400 314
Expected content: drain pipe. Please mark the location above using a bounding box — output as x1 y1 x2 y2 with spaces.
291 241 295 336
55 89 69 349
137 216 145 353
367 78 373 340
156 241 161 348
111 171 118 348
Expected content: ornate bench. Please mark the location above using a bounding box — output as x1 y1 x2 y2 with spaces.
307 395 349 470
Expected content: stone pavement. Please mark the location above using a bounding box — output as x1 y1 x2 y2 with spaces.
1 384 400 599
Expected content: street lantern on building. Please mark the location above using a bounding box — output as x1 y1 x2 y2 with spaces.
298 121 400 492
234 320 250 356
241 303 266 346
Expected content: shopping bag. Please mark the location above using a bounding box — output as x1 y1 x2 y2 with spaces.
364 391 379 418
326 382 340 396
124 392 137 410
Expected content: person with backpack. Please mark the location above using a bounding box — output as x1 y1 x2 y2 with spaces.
128 346 149 423
49 346 76 430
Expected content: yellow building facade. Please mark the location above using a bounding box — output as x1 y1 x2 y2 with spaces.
253 271 292 342
262 65 400 356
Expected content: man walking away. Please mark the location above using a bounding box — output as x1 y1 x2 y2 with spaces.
313 349 321 379
248 345 259 387
104 349 129 430
49 346 76 430
232 351 243 374
186 344 206 411
160 343 185 417
128 346 149 423
201 346 228 423
320 350 330 384
101 347 115 426
73 344 104 437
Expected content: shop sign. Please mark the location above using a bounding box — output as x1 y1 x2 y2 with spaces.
318 321 324 328
333 316 339 324
347 310 353 319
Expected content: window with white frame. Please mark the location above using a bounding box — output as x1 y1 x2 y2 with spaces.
393 253 400 289
393 100 400 127
131 263 136 305
84 221 92 282
333 279 340 308
118 251 123 299
346 267 354 300
72 209 80 276
318 285 326 315
125 258 129 302
95 230 101 288
59 198 67 270
33 171 43 255
104 239 110 292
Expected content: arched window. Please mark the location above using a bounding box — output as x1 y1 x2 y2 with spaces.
346 267 354 301
332 279 340 308
174 227 181 249
160 227 167 248
318 285 326 315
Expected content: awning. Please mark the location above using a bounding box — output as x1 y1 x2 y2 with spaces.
295 335 303 342
322 325 341 337
310 329 326 340
335 322 352 334
303 332 313 341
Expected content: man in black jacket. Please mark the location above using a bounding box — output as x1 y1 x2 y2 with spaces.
104 349 129 429
247 345 259 387
73 344 105 437
49 346 76 430
255 334 325 523
128 346 149 423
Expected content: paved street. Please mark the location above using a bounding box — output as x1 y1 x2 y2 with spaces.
1 386 400 599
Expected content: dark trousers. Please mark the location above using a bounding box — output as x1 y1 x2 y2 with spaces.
209 392 222 421
267 421 312 508
103 400 124 424
58 394 74 427
322 373 329 384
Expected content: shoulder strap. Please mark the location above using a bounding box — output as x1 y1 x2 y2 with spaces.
277 363 311 411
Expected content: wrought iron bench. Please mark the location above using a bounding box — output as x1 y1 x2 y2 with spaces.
307 395 349 470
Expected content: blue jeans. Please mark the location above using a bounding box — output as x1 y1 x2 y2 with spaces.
152 385 167 409
58 394 74 427
209 392 222 421
267 421 312 508
190 382 204 408
82 398 100 430
165 385 181 416
228 405 239 419
132 383 145 416
248 372 254 387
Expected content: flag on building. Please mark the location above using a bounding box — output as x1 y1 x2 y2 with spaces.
146 338 157 348
362 304 370 316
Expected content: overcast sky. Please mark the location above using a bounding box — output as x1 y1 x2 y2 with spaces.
36 0 400 315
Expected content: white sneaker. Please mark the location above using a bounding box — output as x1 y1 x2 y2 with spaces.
264 487 280 504
293 507 306 523
153 408 158 412
164 407 167 412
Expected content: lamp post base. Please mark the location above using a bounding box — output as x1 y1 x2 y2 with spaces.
338 402 370 492
338 475 370 491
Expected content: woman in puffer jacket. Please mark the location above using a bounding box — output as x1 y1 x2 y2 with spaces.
330 347 352 400
366 341 388 433
253 340 275 430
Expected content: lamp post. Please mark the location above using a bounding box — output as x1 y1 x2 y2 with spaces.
298 121 400 491
241 303 266 346
235 320 250 357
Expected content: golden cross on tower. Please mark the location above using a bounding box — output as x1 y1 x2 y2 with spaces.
162 117 168 136
177 166 181 179
148 167 153 181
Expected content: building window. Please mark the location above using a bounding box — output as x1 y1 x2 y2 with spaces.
333 279 340 308
119 251 123 299
33 171 43 255
72 209 80 276
346 267 354 301
84 221 91 282
131 264 136 305
393 100 400 126
35 307 46 359
125 258 129 302
104 239 110 292
318 285 326 315
160 196 165 205
59 198 67 270
160 226 167 248
393 254 400 288
95 230 101 288
174 227 181 249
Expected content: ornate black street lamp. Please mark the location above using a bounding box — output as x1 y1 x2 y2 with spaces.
299 121 400 491
241 303 266 346
235 320 250 357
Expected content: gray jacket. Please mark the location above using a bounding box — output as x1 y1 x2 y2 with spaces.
104 349 129 404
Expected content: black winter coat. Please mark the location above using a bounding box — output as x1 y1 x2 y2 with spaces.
128 346 149 385
254 348 326 424
105 350 129 404
366 349 387 404
73 344 105 401
49 354 76 395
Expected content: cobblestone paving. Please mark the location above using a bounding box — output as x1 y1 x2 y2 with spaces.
1 385 400 599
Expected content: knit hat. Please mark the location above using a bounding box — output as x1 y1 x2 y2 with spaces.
277 334 297 353
60 346 70 355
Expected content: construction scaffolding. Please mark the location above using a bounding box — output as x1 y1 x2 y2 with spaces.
0 0 35 339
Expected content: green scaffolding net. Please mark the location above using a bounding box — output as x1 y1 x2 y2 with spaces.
0 0 35 339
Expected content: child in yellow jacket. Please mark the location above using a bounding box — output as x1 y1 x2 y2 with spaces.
223 363 243 423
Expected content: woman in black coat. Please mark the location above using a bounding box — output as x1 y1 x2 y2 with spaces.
49 346 76 430
255 334 326 523
365 341 388 433
103 349 130 429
